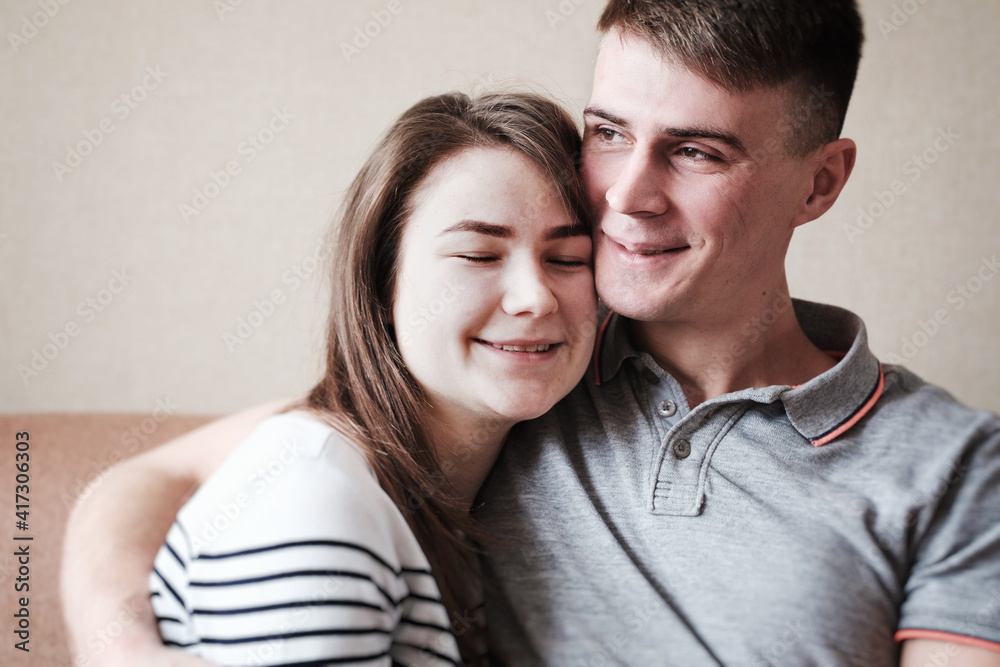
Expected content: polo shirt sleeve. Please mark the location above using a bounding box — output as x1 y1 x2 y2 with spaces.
895 418 1000 652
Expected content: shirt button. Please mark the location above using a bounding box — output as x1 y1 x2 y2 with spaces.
641 367 660 385
657 400 677 418
673 439 691 459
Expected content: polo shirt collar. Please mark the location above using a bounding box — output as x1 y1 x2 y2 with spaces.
592 299 885 447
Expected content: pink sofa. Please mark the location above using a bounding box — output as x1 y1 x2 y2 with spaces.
0 413 215 667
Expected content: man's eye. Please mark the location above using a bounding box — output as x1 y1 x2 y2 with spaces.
595 127 625 142
678 146 719 161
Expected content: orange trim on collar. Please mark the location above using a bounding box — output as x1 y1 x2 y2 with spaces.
895 629 1000 653
592 311 615 387
810 363 885 447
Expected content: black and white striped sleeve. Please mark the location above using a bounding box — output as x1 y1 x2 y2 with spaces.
149 414 460 667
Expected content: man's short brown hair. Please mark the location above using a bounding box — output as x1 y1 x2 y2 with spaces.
598 0 864 156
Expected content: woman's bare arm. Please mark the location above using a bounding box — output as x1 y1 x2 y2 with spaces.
60 398 296 667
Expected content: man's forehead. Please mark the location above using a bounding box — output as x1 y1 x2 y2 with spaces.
593 31 728 97
590 32 791 136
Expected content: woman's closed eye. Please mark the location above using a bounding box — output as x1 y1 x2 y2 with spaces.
548 256 590 268
456 254 498 264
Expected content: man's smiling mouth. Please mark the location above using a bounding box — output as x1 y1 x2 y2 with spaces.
609 237 691 257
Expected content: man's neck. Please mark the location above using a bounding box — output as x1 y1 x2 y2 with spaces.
629 290 837 408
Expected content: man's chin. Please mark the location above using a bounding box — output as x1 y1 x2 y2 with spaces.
597 287 676 323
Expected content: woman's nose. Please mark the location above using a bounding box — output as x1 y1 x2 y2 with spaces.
501 263 558 317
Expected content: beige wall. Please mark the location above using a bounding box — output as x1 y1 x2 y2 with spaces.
1 0 997 416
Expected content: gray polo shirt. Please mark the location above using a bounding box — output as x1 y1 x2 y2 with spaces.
476 300 1000 666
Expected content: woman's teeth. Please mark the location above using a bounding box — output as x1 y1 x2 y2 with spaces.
490 343 552 353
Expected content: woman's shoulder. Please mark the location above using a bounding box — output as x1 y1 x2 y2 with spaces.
151 410 453 665
173 410 425 567
198 410 372 487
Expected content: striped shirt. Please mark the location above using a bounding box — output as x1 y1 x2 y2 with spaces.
149 413 459 667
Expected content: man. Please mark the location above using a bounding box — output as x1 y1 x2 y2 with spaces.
63 1 1000 665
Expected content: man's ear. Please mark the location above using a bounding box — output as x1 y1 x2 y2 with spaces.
794 138 856 228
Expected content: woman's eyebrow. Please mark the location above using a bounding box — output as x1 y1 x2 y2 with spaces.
438 220 513 238
547 223 590 240
438 220 589 240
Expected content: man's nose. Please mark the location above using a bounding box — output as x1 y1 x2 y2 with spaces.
604 148 669 217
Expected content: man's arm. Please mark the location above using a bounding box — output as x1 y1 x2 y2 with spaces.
901 640 1000 666
60 398 294 667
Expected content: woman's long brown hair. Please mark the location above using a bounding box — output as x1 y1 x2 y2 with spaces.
303 91 589 664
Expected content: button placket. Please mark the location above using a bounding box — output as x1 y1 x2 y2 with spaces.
650 427 704 515
634 356 716 515
657 400 677 418
650 403 745 516
673 439 691 459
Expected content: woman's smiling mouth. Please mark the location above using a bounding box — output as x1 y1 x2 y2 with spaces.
475 339 561 354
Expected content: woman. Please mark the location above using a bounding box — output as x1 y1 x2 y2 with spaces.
147 91 597 666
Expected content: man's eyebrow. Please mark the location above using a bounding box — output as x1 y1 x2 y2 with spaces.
584 106 747 155
584 106 629 129
437 220 590 240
